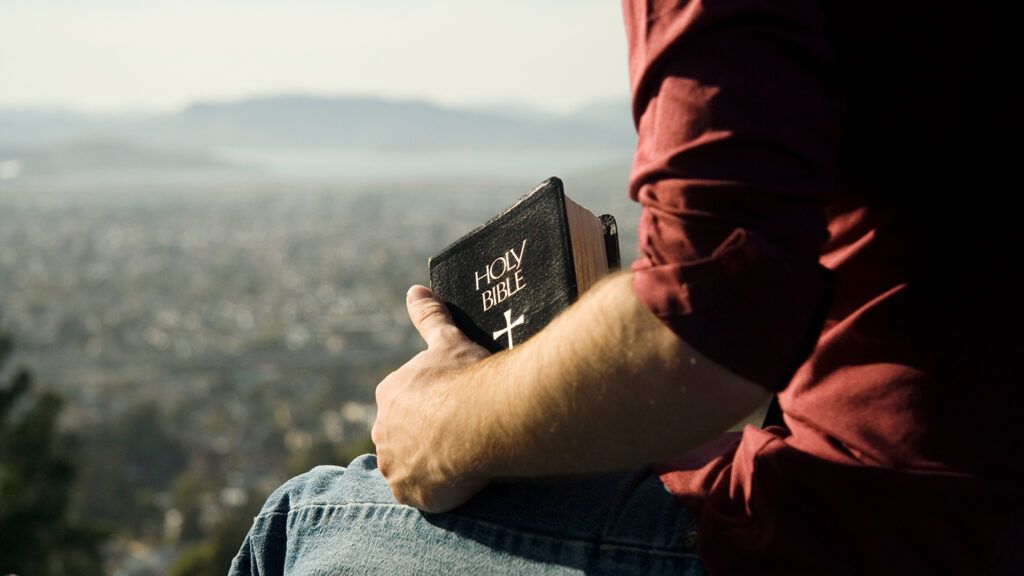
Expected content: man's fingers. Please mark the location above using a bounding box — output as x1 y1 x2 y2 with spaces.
406 285 455 348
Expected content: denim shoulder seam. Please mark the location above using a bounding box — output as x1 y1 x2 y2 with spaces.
292 502 411 513
254 501 699 560
251 501 410 520
271 502 698 560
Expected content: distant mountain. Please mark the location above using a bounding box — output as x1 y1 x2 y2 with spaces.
0 95 635 150
566 100 635 128
0 140 238 178
0 109 118 147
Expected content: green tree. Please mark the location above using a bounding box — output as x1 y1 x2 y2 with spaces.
0 330 106 575
166 504 258 576
76 400 188 539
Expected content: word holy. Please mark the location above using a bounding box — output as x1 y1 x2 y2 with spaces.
475 239 528 311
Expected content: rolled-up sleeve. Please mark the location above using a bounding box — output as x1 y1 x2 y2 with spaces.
623 0 840 391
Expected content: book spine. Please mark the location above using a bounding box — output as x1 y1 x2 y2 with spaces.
551 179 579 300
600 214 621 271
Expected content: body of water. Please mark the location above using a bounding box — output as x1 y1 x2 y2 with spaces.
216 146 634 184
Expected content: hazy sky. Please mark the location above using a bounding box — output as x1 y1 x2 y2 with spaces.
0 0 630 113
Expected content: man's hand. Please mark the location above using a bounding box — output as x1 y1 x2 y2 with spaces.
371 285 491 512
371 272 770 514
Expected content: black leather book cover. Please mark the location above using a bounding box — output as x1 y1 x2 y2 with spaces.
428 177 618 353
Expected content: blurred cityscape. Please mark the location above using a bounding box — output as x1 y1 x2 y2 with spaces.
0 96 638 575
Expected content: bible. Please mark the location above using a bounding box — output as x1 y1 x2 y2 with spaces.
428 177 620 353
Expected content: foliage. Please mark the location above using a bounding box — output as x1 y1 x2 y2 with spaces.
75 401 189 539
0 331 106 575
166 506 257 576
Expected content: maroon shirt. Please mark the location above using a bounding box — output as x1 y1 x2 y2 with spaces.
623 0 1022 573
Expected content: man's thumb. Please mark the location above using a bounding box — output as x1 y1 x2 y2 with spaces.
406 285 453 347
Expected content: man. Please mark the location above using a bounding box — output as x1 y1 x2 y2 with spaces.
232 0 1020 573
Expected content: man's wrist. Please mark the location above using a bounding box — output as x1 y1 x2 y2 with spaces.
443 349 521 482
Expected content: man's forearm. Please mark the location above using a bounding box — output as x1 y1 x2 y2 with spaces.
447 270 771 480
